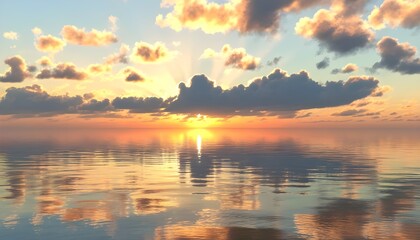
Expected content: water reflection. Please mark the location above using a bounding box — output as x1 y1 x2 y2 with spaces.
154 225 285 240
0 129 419 239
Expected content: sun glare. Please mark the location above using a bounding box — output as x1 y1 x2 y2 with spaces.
186 113 217 129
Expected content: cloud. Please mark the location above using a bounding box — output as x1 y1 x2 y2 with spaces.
156 0 328 34
295 112 312 118
105 44 130 65
3 31 18 40
112 97 164 113
267 56 281 66
332 0 369 16
165 69 380 116
27 65 37 73
37 56 53 67
332 109 367 116
295 8 374 54
131 41 173 63
36 63 88 80
0 56 31 83
35 35 66 53
156 0 239 34
316 57 330 69
31 27 43 35
368 0 420 29
201 44 260 70
372 37 420 74
0 68 382 117
83 93 95 100
88 64 112 75
122 67 145 82
0 85 83 115
61 25 118 46
78 99 113 113
332 63 358 74
108 16 118 32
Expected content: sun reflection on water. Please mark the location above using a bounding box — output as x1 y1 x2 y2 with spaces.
197 134 202 159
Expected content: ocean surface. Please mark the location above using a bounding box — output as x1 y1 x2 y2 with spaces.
0 129 419 240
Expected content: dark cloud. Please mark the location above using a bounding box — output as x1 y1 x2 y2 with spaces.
267 56 282 66
27 65 37 73
123 67 145 82
112 97 164 113
316 57 330 69
83 93 95 100
372 37 420 74
156 0 329 34
36 63 88 80
0 85 162 116
78 99 113 113
295 112 312 118
131 42 171 63
237 0 294 34
296 9 374 54
332 109 367 116
0 56 31 83
0 69 382 118
0 85 83 115
165 69 380 116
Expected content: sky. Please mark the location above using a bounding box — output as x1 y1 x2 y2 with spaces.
0 0 419 128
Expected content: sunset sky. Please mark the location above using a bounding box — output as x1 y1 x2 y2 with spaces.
0 0 419 128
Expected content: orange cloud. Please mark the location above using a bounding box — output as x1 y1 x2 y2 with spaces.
342 64 358 73
332 63 359 74
61 25 118 46
368 0 420 29
156 0 328 34
88 64 112 75
37 56 53 67
35 35 66 53
201 44 260 70
131 42 174 63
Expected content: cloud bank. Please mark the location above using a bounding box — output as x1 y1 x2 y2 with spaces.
0 69 381 117
166 69 380 116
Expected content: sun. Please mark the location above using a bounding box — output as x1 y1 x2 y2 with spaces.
187 113 217 128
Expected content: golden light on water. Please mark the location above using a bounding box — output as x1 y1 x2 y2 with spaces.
197 134 202 159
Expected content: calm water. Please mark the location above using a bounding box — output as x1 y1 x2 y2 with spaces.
0 129 419 240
